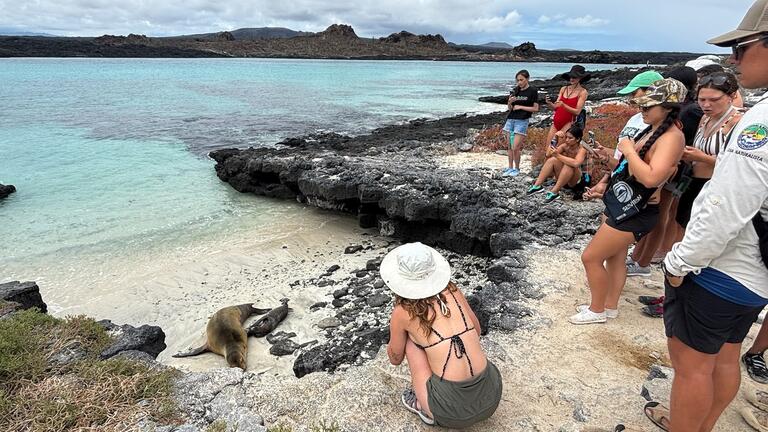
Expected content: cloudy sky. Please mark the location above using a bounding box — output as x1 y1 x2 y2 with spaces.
0 0 753 53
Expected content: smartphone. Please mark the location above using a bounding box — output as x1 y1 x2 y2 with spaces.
550 137 558 148
588 130 596 144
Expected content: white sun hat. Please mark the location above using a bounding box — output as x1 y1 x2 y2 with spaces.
380 242 451 299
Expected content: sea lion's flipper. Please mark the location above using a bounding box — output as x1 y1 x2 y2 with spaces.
172 344 209 358
250 305 272 315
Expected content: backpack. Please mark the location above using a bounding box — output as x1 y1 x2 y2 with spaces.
574 108 588 129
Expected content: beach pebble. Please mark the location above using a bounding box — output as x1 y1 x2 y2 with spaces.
326 264 340 273
366 293 390 308
344 245 363 254
309 302 328 311
317 317 342 329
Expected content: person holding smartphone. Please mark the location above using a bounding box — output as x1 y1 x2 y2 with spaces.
525 125 588 203
502 70 540 177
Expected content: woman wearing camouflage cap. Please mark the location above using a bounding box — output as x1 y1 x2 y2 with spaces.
571 78 686 325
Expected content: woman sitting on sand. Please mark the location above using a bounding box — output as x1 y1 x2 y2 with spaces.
526 125 588 203
543 65 589 151
572 78 686 325
384 242 502 428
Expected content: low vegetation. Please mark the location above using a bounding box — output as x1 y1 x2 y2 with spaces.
0 309 180 431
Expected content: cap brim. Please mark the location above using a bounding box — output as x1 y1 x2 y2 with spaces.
380 245 451 300
630 95 662 108
707 29 762 47
617 85 638 95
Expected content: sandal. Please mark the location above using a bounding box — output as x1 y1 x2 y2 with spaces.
638 295 664 305
401 388 435 426
741 406 768 432
644 401 670 431
642 304 664 318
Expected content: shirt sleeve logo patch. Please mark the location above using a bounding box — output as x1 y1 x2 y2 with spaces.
737 124 768 150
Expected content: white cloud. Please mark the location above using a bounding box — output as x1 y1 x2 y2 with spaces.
537 15 551 24
563 14 610 28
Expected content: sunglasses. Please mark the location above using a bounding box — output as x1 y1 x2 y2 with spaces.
731 35 768 61
699 74 729 86
640 105 655 112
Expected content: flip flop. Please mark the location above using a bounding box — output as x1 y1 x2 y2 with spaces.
644 401 670 431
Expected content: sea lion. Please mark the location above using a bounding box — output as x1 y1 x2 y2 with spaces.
247 298 291 337
172 303 270 369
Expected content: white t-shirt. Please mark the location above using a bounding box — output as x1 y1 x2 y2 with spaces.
613 112 648 160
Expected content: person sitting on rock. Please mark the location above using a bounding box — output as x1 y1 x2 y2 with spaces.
383 242 502 428
572 78 686 325
526 125 588 203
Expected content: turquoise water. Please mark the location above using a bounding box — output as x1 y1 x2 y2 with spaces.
0 58 631 267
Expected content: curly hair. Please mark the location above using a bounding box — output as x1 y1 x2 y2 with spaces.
394 282 458 337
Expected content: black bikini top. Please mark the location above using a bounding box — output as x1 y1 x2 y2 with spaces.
413 289 476 380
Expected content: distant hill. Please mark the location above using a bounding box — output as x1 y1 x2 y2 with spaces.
0 29 56 37
167 27 312 41
480 42 513 49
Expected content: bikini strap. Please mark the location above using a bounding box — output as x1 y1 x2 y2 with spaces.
448 289 472 331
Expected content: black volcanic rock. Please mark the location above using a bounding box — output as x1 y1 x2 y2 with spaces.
0 281 47 313
0 184 16 199
318 24 358 39
513 41 537 57
97 320 166 359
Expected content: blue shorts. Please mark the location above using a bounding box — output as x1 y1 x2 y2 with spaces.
503 119 529 136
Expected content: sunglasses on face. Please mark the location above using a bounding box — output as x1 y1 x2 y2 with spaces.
640 106 654 112
731 35 768 61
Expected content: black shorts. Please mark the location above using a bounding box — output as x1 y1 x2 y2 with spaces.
675 177 708 228
663 275 764 354
604 204 660 241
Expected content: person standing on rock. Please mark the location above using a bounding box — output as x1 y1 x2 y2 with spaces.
572 78 686 325
502 70 540 177
543 65 589 154
383 242 502 428
650 1 768 430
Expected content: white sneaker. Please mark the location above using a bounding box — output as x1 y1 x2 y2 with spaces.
576 304 618 319
569 308 607 325
626 261 651 277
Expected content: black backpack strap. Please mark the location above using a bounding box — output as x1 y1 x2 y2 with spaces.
752 210 768 269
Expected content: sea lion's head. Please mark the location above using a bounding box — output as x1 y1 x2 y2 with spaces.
225 348 247 370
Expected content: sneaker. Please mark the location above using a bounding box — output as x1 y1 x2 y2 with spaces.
401 388 435 425
544 191 560 203
641 304 664 318
576 304 618 319
626 261 651 277
501 168 514 177
526 184 543 195
638 295 665 305
510 168 520 177
743 352 768 384
745 383 768 411
569 308 607 325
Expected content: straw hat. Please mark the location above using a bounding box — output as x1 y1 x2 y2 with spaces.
380 242 451 299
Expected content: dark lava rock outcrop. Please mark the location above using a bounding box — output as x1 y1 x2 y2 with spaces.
211 112 602 257
98 320 167 360
0 280 47 314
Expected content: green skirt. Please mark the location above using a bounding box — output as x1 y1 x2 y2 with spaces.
427 361 503 429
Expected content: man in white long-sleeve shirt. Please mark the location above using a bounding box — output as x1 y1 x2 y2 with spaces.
650 1 768 430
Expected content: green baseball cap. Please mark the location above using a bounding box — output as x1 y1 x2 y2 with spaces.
617 71 664 95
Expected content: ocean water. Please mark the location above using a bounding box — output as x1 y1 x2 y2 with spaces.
0 58 633 273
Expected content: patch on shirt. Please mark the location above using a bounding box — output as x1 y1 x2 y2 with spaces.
737 123 768 150
612 181 633 203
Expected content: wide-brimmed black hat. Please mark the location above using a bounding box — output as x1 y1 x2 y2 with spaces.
560 65 592 83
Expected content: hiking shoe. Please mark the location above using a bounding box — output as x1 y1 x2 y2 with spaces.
401 388 435 425
510 168 520 177
502 168 514 177
745 383 768 411
638 295 665 305
626 261 651 277
576 304 618 319
569 308 607 325
740 407 768 432
641 304 664 318
544 191 560 203
744 352 768 384
526 184 543 195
